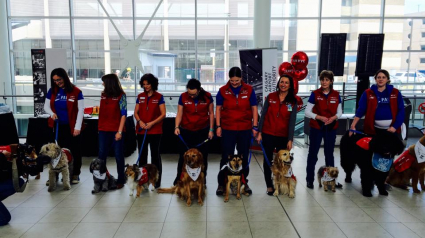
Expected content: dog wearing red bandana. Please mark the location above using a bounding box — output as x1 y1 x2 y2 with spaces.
125 164 158 197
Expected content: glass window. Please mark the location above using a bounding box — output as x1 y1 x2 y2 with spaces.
385 0 425 17
271 20 319 51
421 58 425 63
322 0 382 17
73 0 132 17
136 0 195 18
10 0 69 17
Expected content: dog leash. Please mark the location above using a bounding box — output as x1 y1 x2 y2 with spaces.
177 134 210 150
258 141 272 168
243 135 255 170
135 128 148 165
55 120 59 144
349 129 367 135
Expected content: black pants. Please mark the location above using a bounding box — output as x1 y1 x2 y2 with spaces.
261 133 288 188
54 124 82 176
173 127 210 185
136 134 162 187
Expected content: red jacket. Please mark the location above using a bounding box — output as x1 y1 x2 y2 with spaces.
219 81 254 131
181 91 212 131
98 93 125 132
136 91 163 135
309 88 340 130
262 92 294 137
364 88 400 135
48 86 82 134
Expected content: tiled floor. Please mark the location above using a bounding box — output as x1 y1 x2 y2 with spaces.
2 145 425 238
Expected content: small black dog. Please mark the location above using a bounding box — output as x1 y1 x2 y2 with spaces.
89 158 117 194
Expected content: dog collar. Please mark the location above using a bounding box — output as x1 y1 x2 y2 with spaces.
51 151 62 168
221 163 242 174
93 170 106 180
186 165 201 181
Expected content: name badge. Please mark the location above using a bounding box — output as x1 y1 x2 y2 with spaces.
287 104 292 111
330 101 336 103
68 99 74 102
241 96 248 99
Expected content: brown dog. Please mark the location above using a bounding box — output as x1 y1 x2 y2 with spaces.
158 148 205 206
223 155 248 202
125 164 158 197
271 150 297 198
317 166 339 192
387 135 425 193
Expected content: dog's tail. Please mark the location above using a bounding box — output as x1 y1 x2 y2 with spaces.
157 186 177 194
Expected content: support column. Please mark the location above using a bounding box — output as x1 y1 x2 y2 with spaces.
253 0 271 48
0 0 13 105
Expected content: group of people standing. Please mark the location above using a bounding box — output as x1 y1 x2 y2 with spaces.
43 67 404 195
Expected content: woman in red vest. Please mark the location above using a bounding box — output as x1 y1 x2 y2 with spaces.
257 75 297 195
134 73 166 188
350 69 405 197
173 79 214 185
44 68 84 184
305 70 342 189
215 67 258 195
98 74 127 189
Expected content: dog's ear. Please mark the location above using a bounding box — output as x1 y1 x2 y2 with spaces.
197 151 203 165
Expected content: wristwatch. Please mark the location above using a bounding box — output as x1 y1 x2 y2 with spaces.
118 131 122 135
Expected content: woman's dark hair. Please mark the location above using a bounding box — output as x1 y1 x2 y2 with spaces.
374 69 391 84
139 73 159 91
276 75 296 104
50 68 74 93
229 67 242 78
319 70 334 89
101 74 124 97
186 78 207 102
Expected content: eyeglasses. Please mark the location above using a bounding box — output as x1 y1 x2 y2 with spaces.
53 78 63 83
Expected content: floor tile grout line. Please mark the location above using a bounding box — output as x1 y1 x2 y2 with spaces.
333 222 358 238
158 193 175 238
253 152 301 238
111 191 138 238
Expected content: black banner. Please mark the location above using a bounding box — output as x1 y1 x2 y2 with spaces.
31 49 47 117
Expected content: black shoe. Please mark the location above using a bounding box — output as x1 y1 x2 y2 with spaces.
362 190 372 197
306 181 314 189
216 186 224 196
244 184 252 195
378 186 388 196
335 183 343 189
345 177 352 183
266 188 274 196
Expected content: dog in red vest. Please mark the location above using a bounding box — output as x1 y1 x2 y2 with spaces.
125 164 158 197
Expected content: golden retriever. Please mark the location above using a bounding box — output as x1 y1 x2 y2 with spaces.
271 150 297 198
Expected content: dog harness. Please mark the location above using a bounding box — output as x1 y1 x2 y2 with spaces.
137 167 148 185
284 167 297 181
93 170 106 180
321 169 334 182
185 165 201 181
394 150 415 172
356 137 372 150
414 141 425 164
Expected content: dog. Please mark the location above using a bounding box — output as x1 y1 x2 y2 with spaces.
387 134 425 193
271 150 297 198
89 158 118 194
317 166 339 192
221 155 249 202
158 148 205 206
125 163 158 197
39 143 73 192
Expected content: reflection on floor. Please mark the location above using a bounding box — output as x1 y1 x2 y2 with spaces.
2 146 425 238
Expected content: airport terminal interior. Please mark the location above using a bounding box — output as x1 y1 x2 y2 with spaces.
1 0 425 237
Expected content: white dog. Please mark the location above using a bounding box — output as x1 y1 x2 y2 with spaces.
39 143 73 192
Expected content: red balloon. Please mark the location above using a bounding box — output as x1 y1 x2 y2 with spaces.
293 78 299 94
291 51 309 70
278 62 294 77
294 68 308 81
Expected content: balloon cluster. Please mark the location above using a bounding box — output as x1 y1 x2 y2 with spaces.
278 51 309 95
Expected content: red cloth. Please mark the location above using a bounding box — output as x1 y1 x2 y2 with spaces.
309 88 340 130
138 167 148 185
356 137 373 150
219 81 254 131
136 92 164 134
394 150 415 172
98 93 124 132
62 148 73 163
0 145 11 153
180 91 212 131
364 88 400 135
48 87 83 134
262 91 294 137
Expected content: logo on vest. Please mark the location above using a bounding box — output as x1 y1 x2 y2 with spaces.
241 90 248 94
152 99 159 103
269 100 277 104
184 101 193 105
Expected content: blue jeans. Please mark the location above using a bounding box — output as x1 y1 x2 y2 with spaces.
306 127 337 182
98 131 125 184
1 178 24 226
219 129 252 182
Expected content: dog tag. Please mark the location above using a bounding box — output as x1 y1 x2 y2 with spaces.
93 170 106 180
414 141 425 164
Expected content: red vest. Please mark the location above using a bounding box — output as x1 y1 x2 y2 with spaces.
181 91 212 131
48 87 82 134
219 81 254 131
136 91 163 134
262 92 294 137
309 88 340 130
364 88 400 135
98 93 125 132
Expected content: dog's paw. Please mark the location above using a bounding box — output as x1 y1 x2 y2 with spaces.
413 189 421 194
129 193 133 196
236 195 242 200
102 188 108 192
48 187 55 192
198 199 204 206
63 186 71 191
224 198 229 203
273 191 279 197
92 190 98 194
289 193 295 198
186 200 192 207
332 190 336 192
